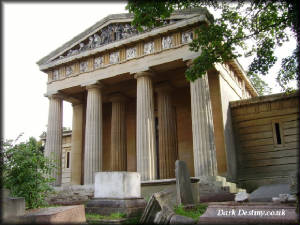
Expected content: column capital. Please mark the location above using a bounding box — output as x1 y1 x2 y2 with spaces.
81 81 103 90
134 71 154 79
155 82 173 93
45 92 64 100
108 93 128 103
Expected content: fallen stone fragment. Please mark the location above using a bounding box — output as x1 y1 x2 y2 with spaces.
235 192 249 202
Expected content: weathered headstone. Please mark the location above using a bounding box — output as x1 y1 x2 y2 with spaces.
86 172 146 217
175 160 194 205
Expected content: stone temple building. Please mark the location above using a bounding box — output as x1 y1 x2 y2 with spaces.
37 8 299 190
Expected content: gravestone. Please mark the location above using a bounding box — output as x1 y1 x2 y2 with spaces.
86 172 146 217
175 160 194 205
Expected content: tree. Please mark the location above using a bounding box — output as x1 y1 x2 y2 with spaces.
126 0 299 95
1 135 56 209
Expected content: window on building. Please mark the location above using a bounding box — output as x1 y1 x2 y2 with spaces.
272 121 284 145
66 151 70 168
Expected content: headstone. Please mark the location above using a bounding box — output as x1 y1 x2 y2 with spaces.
234 192 249 202
175 160 194 205
86 172 146 217
249 184 290 202
20 205 86 224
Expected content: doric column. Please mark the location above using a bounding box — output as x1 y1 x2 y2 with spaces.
84 84 103 184
135 71 157 181
110 93 127 171
71 103 83 185
156 83 178 179
45 95 63 186
187 61 218 177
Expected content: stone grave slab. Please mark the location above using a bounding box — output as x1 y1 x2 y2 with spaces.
86 172 146 217
94 172 140 198
20 205 86 224
249 184 290 202
198 202 298 224
1 188 26 223
175 160 194 205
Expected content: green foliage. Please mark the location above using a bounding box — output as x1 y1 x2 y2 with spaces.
86 213 126 221
174 203 208 220
126 0 299 95
1 135 56 209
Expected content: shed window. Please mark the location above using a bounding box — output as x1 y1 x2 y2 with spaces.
274 123 282 144
272 121 284 145
66 151 70 168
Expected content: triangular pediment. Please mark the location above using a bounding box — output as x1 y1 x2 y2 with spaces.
37 7 212 67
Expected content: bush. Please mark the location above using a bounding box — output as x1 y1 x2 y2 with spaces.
1 135 56 209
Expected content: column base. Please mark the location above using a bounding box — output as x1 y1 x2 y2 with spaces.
85 198 147 217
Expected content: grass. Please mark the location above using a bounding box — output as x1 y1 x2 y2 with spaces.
86 212 126 221
174 203 208 220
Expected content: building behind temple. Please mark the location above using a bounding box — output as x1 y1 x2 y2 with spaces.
37 8 299 191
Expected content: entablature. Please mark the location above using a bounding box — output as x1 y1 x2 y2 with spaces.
43 15 207 85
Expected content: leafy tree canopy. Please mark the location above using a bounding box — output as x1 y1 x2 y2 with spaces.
1 135 56 209
126 0 299 95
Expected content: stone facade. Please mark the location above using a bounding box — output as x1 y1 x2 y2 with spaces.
38 8 258 186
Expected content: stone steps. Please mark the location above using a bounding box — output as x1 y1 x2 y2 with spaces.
214 176 246 193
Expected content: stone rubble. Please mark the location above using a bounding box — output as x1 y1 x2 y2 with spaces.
234 192 249 202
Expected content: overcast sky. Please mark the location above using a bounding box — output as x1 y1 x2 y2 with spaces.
3 3 297 143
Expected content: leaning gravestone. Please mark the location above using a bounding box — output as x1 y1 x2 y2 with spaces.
175 160 194 205
86 172 146 217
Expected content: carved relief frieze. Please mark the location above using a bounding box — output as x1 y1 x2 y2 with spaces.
126 47 136 59
109 51 120 64
162 36 173 49
144 41 154 55
53 19 182 62
94 56 104 69
182 30 193 44
79 61 88 73
66 65 75 76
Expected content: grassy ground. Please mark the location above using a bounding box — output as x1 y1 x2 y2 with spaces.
174 203 208 220
86 212 141 224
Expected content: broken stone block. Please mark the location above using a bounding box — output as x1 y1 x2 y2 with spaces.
139 187 176 224
234 192 249 202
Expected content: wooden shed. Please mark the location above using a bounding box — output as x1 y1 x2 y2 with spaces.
230 91 299 191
